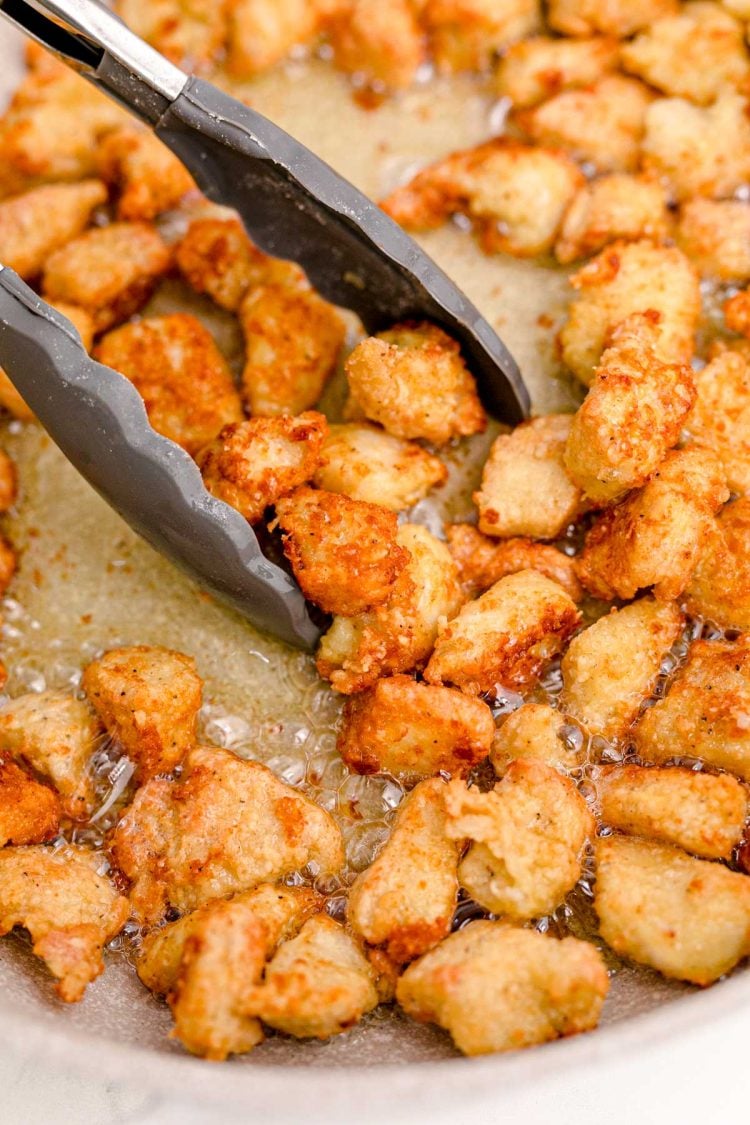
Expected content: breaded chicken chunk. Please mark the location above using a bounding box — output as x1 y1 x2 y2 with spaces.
594 836 750 984
240 283 345 416
95 314 243 455
474 414 584 539
560 598 683 740
197 412 327 524
0 690 100 820
347 778 459 964
490 703 584 775
0 180 107 280
96 128 195 221
676 199 750 282
424 569 580 695
548 0 677 36
345 322 486 445
597 764 746 860
329 0 425 90
0 535 15 598
317 523 465 694
397 920 609 1055
446 524 583 601
686 499 750 629
313 422 447 512
576 448 729 601
555 174 670 265
634 636 750 779
444 760 593 917
424 0 541 72
725 291 750 339
559 240 701 385
0 758 60 847
564 313 696 505
0 844 129 1001
42 222 172 333
495 35 620 108
111 746 344 923
0 448 16 513
226 0 327 79
337 674 495 781
116 0 227 71
685 351 750 493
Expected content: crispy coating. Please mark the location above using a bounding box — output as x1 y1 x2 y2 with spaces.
686 499 750 629
444 760 593 917
0 535 15 599
446 524 583 601
424 569 580 696
82 645 202 781
329 0 425 90
620 2 749 106
345 322 485 445
548 0 677 36
337 674 495 781
559 240 701 386
0 844 129 1001
111 746 344 923
317 523 465 694
0 757 60 847
0 690 99 820
0 180 107 280
576 448 729 601
594 835 750 985
474 414 584 539
347 778 459 964
226 0 326 79
495 35 620 108
564 312 696 505
42 222 172 333
398 920 608 1055
641 91 750 202
96 128 195 221
685 351 750 494
116 0 228 71
634 636 750 780
96 314 243 455
675 199 750 283
516 76 653 175
424 0 541 73
490 703 584 775
725 291 750 338
560 598 683 740
596 764 746 861
313 422 447 512
0 448 16 513
240 282 345 416
197 412 327 524
555 174 670 265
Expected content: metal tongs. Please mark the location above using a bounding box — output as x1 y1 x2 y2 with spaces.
0 0 529 649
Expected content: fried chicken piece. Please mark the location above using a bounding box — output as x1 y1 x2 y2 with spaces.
495 35 620 109
725 291 750 339
240 283 345 416
446 524 583 601
329 0 425 90
424 0 541 73
348 778 459 964
594 835 750 985
597 764 746 861
558 240 701 386
474 414 584 539
197 412 327 523
676 199 750 283
0 758 60 847
564 313 696 506
548 0 677 37
0 536 15 598
337 674 495 781
685 351 750 493
0 449 16 514
424 569 580 696
116 0 228 71
345 322 485 445
516 76 652 175
0 180 107 280
559 598 683 741
111 746 344 923
576 448 729 601
686 499 750 629
490 703 584 775
317 523 465 694
444 760 593 918
96 128 196 221
42 222 172 334
0 844 129 1001
555 174 670 265
0 691 100 820
95 314 243 455
226 0 327 79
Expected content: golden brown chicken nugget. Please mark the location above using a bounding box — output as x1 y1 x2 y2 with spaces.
495 34 620 108
0 758 60 847
329 0 425 90
96 127 196 221
226 0 327 79
116 0 228 71
0 449 16 514
686 499 750 630
424 0 541 73
555 174 670 265
446 524 583 601
490 703 584 775
676 198 750 282
685 350 750 494
0 180 107 280
548 0 677 37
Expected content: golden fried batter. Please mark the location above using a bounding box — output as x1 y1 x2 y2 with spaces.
0 448 16 514
548 0 677 36
686 499 750 629
685 351 750 493
446 523 583 601
490 703 584 775
116 0 228 71
329 0 425 90
0 180 107 280
424 0 541 73
555 174 670 265
725 290 750 338
0 757 60 847
226 0 328 79
495 34 620 108
675 199 750 282
96 127 196 221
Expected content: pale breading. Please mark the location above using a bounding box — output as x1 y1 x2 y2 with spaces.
0 690 100 820
317 523 466 694
347 778 459 963
329 0 426 90
424 0 541 73
675 199 750 282
686 499 750 630
0 844 129 1002
96 128 196 221
0 180 107 280
42 222 172 334
111 746 344 923
723 0 750 13
594 835 750 984
197 413 328 524
564 312 696 505
559 597 684 741
446 524 583 601
336 674 495 780
116 0 228 71
548 0 677 37
396 920 609 1056
0 448 16 513
495 35 620 109
555 174 670 265
685 350 750 494
226 0 328 79
424 569 580 696
474 414 585 539
558 239 701 386
0 757 60 847
95 314 243 455
596 764 746 860
490 702 584 775
444 760 593 917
